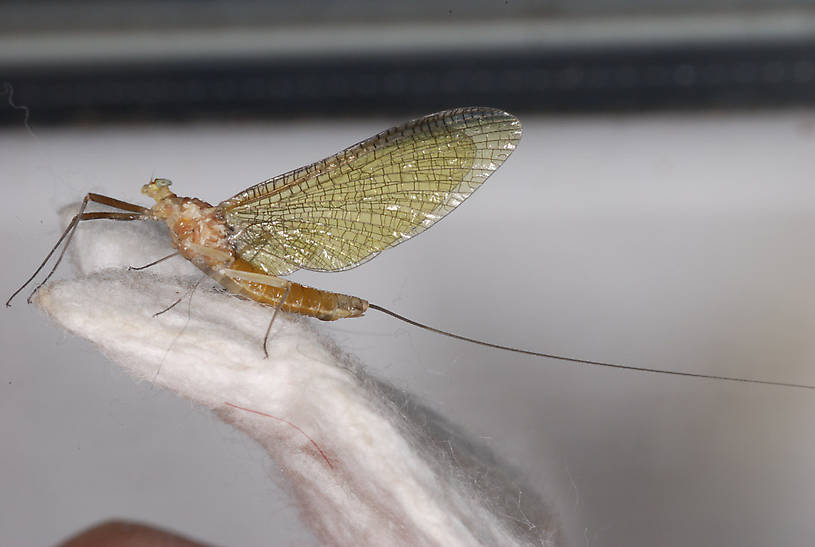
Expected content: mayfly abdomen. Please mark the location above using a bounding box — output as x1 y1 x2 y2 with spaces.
221 258 368 321
286 283 368 321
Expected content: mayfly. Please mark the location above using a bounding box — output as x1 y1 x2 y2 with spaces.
7 107 814 390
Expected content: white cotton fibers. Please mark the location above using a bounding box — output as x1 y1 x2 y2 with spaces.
34 217 560 546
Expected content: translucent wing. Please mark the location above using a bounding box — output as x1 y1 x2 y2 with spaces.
218 107 522 275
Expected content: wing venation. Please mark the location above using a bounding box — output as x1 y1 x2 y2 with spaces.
219 107 522 275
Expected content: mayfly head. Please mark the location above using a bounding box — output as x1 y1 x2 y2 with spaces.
142 178 176 203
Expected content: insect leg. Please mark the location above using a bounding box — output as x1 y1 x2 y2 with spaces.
220 268 290 288
264 284 291 359
7 193 150 306
218 268 298 353
153 273 206 317
85 192 150 214
128 252 181 271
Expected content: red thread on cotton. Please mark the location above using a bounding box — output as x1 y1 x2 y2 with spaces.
224 401 334 469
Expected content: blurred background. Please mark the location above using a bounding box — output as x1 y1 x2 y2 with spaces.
3 2 815 547
4 0 815 121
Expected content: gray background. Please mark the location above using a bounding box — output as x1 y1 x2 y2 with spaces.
3 110 815 546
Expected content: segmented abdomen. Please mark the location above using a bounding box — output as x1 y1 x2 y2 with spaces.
214 259 368 321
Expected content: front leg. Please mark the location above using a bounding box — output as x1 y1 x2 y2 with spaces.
7 193 150 306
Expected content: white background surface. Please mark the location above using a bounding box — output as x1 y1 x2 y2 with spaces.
3 110 815 546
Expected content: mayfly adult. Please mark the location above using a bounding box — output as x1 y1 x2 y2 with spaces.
7 107 814 390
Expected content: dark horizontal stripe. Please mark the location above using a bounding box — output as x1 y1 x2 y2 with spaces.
3 40 815 124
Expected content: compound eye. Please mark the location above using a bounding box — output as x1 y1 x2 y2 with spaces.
154 178 172 187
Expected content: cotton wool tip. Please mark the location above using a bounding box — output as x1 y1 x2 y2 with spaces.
34 218 560 546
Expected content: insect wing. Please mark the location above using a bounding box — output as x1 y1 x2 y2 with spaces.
219 107 522 275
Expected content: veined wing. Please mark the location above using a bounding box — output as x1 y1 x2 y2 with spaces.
218 107 522 275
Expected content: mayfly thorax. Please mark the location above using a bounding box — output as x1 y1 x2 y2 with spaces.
141 178 369 322
8 107 815 390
